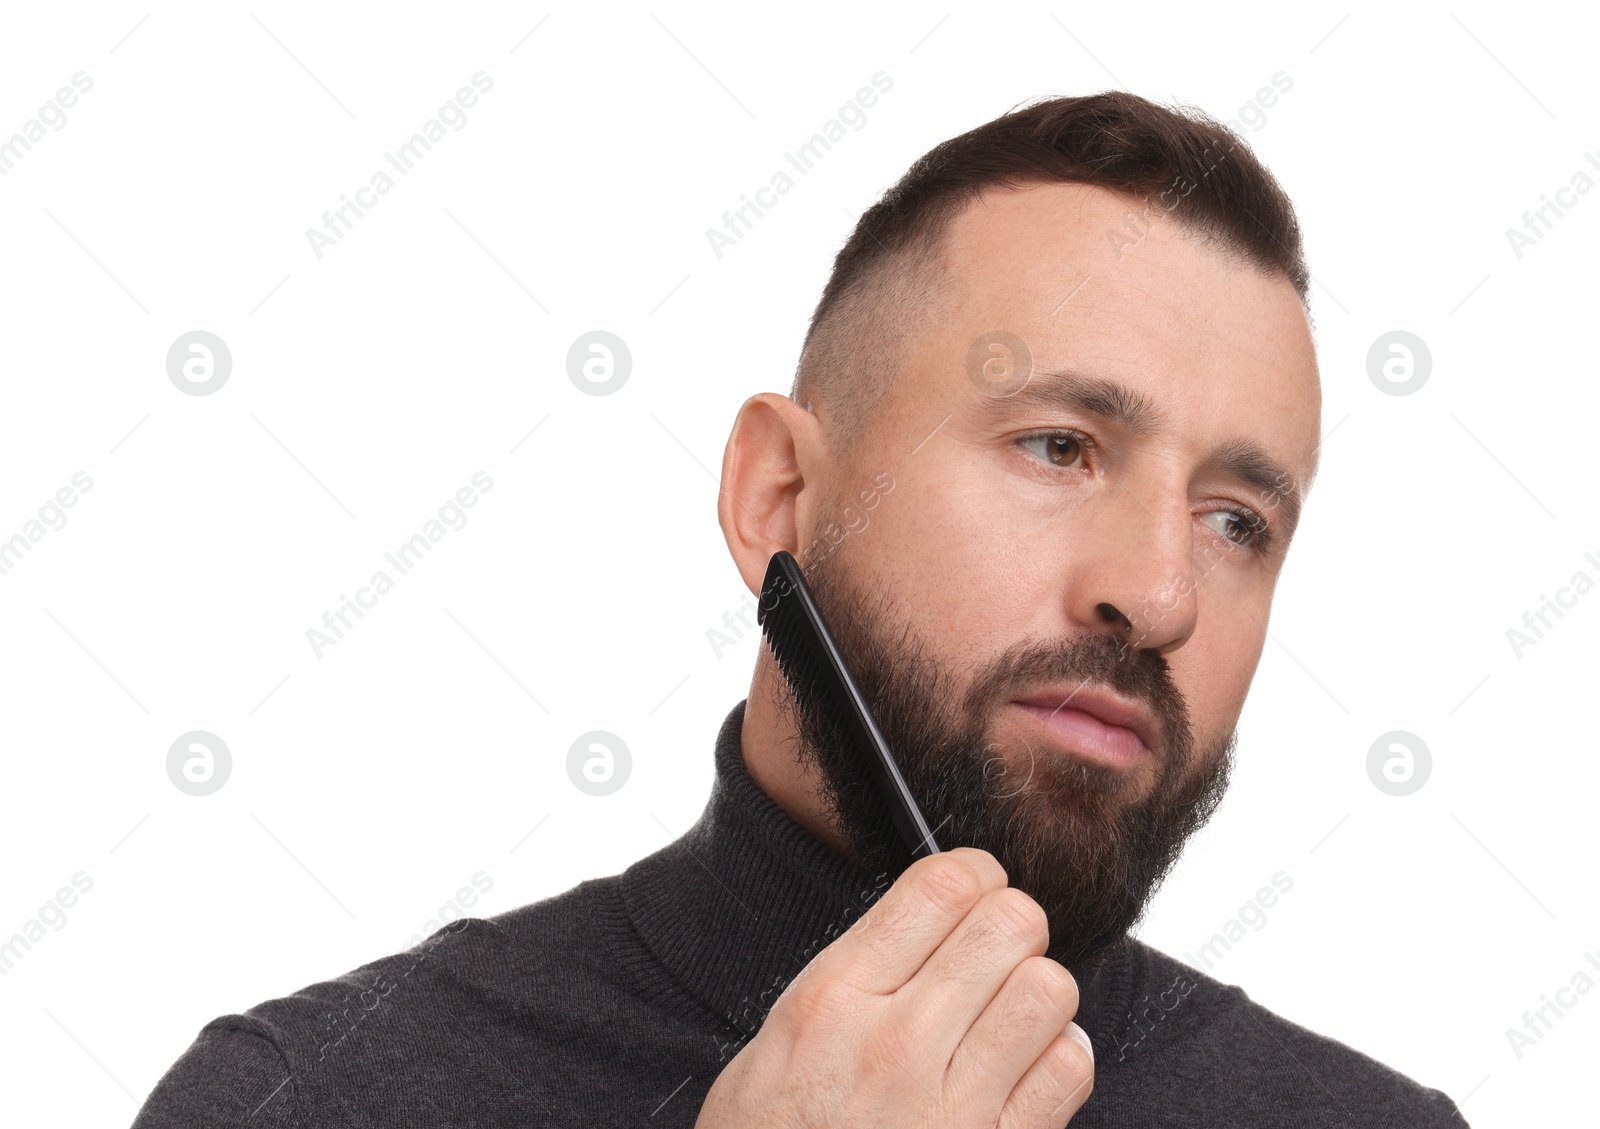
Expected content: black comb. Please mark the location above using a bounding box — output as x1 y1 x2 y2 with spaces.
755 549 942 859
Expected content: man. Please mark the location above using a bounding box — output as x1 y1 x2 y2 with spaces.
131 92 1468 1126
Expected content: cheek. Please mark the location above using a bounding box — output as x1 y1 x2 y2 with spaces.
1173 610 1268 739
854 470 1044 652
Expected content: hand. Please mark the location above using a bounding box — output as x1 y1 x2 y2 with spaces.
694 847 1093 1128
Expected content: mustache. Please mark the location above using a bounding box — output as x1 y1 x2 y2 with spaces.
960 630 1192 762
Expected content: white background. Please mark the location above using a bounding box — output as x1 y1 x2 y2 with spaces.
0 2 1594 1125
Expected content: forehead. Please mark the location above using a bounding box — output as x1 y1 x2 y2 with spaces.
915 181 1321 485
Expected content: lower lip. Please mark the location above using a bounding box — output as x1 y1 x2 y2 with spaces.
1011 702 1147 767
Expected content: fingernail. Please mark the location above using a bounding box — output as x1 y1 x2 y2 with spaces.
1066 1021 1094 1062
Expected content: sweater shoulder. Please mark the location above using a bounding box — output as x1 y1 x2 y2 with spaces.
130 1018 303 1128
129 876 623 1127
1098 941 1469 1127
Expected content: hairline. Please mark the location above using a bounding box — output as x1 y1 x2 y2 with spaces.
793 180 1310 462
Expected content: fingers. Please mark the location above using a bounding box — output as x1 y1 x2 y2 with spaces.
739 842 1092 1129
1000 1022 1095 1129
945 954 1080 1110
889 884 1052 1064
806 847 1008 997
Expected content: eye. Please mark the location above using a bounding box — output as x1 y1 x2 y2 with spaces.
1016 431 1277 557
1017 429 1093 470
1199 507 1271 551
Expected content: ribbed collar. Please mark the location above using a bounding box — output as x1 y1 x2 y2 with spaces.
612 698 1135 1051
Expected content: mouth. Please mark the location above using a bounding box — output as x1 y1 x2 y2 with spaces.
1008 687 1157 769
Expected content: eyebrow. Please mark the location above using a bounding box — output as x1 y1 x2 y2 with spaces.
985 368 1305 544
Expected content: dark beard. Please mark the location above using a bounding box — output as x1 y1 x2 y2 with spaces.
770 530 1236 975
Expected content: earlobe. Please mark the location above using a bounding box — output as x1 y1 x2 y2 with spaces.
717 393 824 596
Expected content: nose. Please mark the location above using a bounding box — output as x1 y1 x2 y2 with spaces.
1068 480 1198 656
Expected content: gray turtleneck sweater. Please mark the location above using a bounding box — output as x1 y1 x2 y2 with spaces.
130 700 1468 1127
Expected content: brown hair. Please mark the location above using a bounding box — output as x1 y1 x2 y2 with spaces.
791 90 1309 457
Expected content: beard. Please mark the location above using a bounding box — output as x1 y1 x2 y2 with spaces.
770 519 1237 976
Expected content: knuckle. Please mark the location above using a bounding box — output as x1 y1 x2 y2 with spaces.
983 886 1049 948
912 854 988 915
1019 957 1080 1019
1044 1033 1095 1094
946 845 1008 888
777 971 853 1033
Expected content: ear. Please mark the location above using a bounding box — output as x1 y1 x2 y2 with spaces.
717 392 830 597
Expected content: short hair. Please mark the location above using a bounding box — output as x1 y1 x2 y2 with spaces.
791 90 1310 458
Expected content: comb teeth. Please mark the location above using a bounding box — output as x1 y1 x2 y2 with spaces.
759 557 839 705
762 588 806 685
754 550 941 859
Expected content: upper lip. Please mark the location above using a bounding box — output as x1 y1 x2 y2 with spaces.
1010 686 1159 752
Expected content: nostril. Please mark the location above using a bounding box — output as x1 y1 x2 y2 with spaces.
1095 602 1129 629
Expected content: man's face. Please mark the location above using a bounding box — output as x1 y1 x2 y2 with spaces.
780 181 1321 971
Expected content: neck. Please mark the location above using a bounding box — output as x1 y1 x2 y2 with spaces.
740 653 853 858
